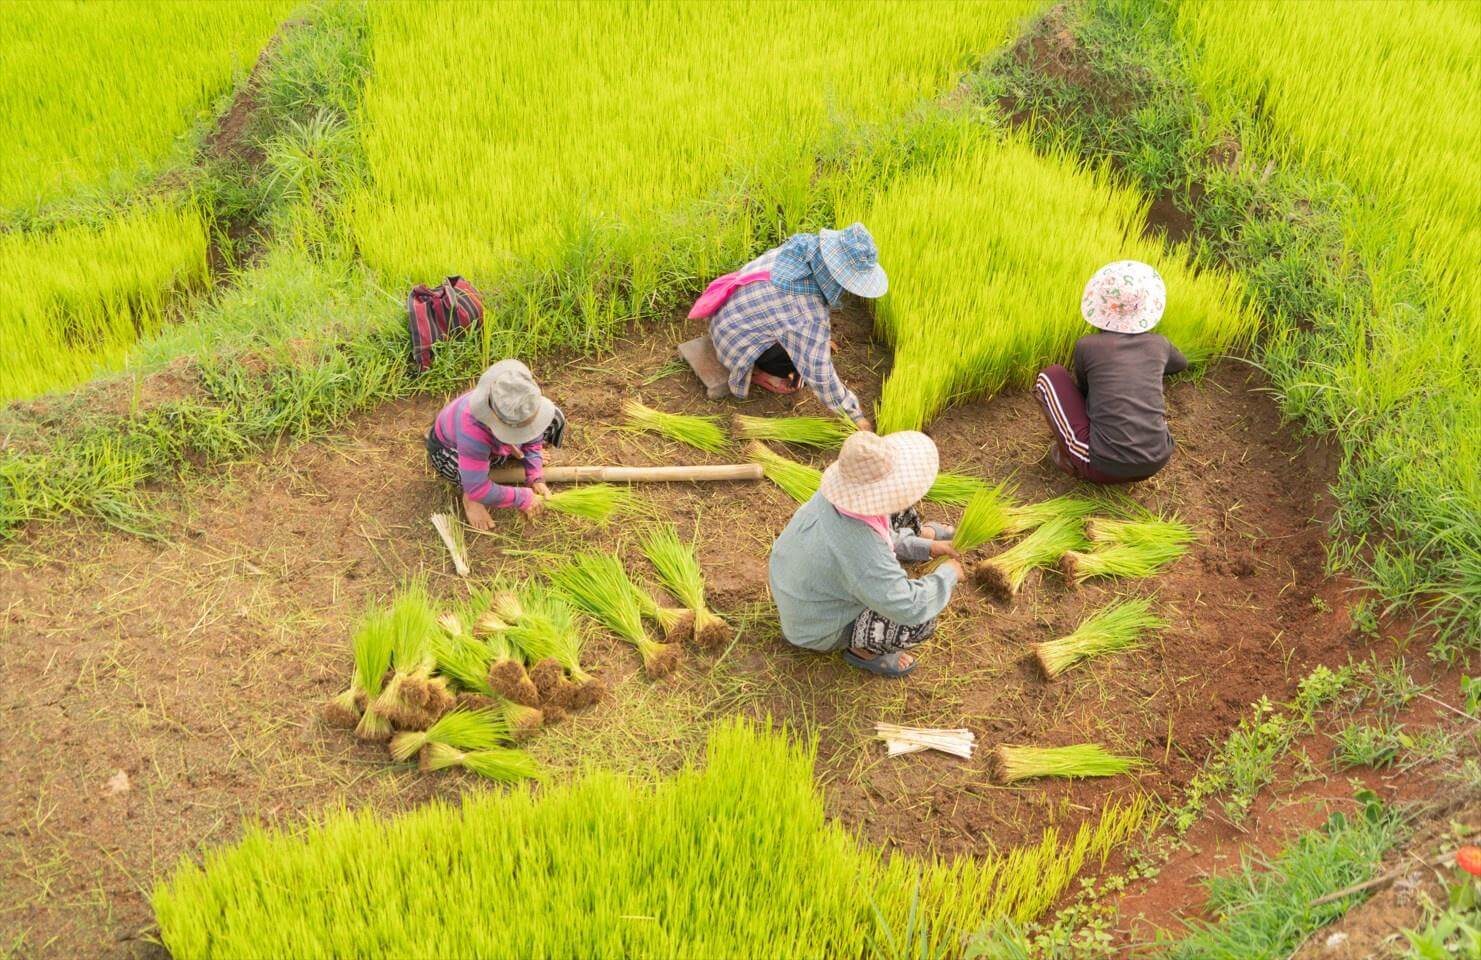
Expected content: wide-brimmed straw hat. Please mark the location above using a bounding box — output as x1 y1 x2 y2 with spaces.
468 359 556 445
818 223 888 299
1081 260 1166 334
819 431 938 516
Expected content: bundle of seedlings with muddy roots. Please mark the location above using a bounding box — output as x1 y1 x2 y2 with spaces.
1032 596 1167 679
322 604 396 738
435 602 545 740
364 583 456 735
623 399 729 453
747 441 822 504
973 516 1089 600
388 707 510 764
493 580 606 716
993 744 1144 783
641 523 733 648
950 484 1017 554
540 483 642 524
552 552 681 677
732 414 855 450
1060 515 1195 586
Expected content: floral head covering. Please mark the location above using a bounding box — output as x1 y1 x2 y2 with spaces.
1081 260 1166 333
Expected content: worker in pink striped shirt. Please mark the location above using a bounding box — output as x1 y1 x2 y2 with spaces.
425 360 566 530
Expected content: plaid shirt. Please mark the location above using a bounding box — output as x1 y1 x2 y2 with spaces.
708 250 863 421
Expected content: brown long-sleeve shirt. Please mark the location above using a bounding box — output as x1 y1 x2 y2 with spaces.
1072 332 1188 477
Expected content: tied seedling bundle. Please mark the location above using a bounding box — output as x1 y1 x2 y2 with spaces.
974 516 1089 600
994 744 1144 783
494 581 606 714
748 441 822 503
541 483 640 524
367 583 455 735
1033 596 1167 679
552 552 681 677
641 523 733 648
389 707 508 764
733 414 855 450
623 399 729 453
434 608 544 740
1003 495 1099 536
1060 516 1195 585
951 484 1015 553
322 605 395 738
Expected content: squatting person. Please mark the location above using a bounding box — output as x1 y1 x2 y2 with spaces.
1034 260 1189 484
768 430 964 679
688 222 885 432
425 359 566 529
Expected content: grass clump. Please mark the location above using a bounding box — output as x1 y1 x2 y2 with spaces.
748 441 823 504
974 517 1089 600
995 744 1144 783
732 414 855 450
541 483 641 524
624 399 729 454
641 523 733 648
1033 596 1166 679
552 552 680 677
951 485 1015 553
1061 516 1195 585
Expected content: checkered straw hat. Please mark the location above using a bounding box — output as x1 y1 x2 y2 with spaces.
1081 260 1166 334
818 223 888 299
819 431 938 516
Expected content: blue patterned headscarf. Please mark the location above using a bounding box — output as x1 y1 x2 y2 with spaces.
769 233 845 307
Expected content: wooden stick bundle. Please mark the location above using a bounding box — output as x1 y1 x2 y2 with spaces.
874 722 975 759
488 463 762 484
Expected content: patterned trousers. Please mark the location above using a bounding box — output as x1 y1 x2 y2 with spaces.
846 609 938 655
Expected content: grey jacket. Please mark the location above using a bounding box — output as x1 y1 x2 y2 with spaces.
768 494 960 652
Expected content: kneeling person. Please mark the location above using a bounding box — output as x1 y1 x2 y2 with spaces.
768 431 964 678
425 359 566 530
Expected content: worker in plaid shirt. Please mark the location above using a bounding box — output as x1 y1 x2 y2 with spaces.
701 223 886 431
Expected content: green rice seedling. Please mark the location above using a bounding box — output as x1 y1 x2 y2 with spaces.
459 603 543 708
1002 495 1100 536
327 607 395 738
951 485 1015 553
541 483 641 524
634 584 697 647
389 708 508 764
1032 597 1167 679
994 744 1144 783
747 442 822 504
1085 516 1196 550
641 523 733 648
419 742 542 783
732 414 855 450
370 583 451 731
624 400 729 454
923 471 992 507
974 516 1090 600
500 581 602 710
1061 518 1195 586
552 553 680 678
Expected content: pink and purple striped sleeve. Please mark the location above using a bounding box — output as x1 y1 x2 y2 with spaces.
454 404 533 511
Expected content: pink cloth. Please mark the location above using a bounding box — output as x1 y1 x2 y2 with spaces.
686 270 771 319
837 507 892 546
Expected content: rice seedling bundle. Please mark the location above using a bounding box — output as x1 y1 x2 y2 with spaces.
732 414 855 450
641 523 733 648
1033 596 1167 679
855 125 1253 432
551 552 679 677
923 471 992 507
951 485 1015 553
540 483 640 524
747 442 822 504
634 583 697 646
994 744 1144 783
419 743 543 783
974 516 1089 600
322 606 394 736
1062 517 1195 585
389 708 509 764
370 583 453 731
1003 495 1100 536
499 580 604 709
624 400 729 454
154 719 1146 957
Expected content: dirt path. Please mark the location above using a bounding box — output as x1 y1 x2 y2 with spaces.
0 306 1388 956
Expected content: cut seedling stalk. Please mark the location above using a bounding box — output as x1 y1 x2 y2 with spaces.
418 742 542 783
747 441 822 503
951 484 1015 553
923 470 991 507
1033 596 1167 679
552 552 680 677
429 511 470 576
641 523 733 648
995 744 1144 783
623 399 729 453
974 516 1089 600
732 414 855 450
541 483 641 524
1061 518 1194 585
389 707 509 763
1001 495 1099 536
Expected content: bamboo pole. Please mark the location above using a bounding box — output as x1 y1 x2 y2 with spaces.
488 463 763 483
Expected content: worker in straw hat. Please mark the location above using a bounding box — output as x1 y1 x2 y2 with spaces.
688 223 885 432
768 431 965 678
1034 260 1188 484
425 359 566 530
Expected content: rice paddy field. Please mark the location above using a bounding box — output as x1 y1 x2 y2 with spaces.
1 0 1478 956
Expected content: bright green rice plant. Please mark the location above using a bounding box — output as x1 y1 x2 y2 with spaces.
641 523 733 648
1062 518 1196 585
951 485 1015 553
732 414 855 450
1033 596 1167 679
624 400 729 454
551 552 679 678
974 516 1090 600
370 582 451 731
747 442 822 504
923 470 993 507
389 708 509 764
541 483 641 524
995 744 1144 783
419 743 542 783
153 719 1145 957
1002 495 1100 536
323 606 393 738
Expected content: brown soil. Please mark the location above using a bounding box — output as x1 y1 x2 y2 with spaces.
0 304 1404 956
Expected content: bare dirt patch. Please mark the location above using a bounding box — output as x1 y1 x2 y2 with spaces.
0 304 1390 956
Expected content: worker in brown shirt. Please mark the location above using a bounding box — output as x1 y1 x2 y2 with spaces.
1034 260 1188 484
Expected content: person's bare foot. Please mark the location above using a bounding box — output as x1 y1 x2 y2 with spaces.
463 495 493 531
848 646 914 670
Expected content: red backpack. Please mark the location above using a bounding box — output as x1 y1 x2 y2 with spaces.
407 276 484 372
